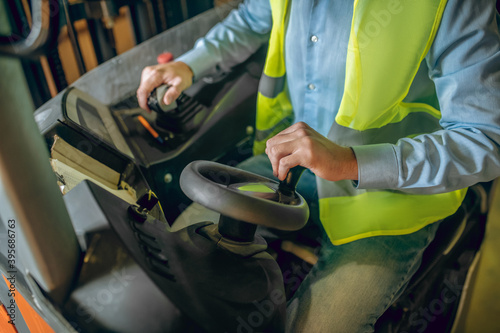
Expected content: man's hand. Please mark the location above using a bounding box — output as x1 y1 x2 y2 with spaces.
136 61 194 112
265 122 358 181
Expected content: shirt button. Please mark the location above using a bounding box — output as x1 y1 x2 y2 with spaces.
311 35 319 43
308 83 316 90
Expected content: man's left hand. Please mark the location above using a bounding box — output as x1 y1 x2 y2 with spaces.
265 122 358 181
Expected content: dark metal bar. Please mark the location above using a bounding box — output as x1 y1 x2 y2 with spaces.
163 0 185 29
21 60 52 108
45 46 68 92
86 18 116 64
61 0 87 75
128 2 156 44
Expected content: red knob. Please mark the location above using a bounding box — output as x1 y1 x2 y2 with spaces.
157 52 174 64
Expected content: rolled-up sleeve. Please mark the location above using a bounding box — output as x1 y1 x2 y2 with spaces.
178 0 272 80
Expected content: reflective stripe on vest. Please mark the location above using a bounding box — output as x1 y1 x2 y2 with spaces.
253 0 292 155
257 0 468 245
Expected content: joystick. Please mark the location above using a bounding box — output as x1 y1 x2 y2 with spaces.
147 85 178 114
146 85 208 135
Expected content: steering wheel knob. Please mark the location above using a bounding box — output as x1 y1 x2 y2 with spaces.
180 161 309 231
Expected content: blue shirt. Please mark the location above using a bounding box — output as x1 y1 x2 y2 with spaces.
179 0 500 193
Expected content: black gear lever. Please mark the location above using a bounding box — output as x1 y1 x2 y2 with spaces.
147 84 178 113
146 84 208 135
217 166 307 242
278 166 306 198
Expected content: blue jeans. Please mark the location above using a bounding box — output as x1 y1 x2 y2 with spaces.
237 154 440 333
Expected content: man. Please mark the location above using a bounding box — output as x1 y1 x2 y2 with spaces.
137 0 500 331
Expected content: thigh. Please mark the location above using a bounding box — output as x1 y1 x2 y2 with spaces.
286 222 441 333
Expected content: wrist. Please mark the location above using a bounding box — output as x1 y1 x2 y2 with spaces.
343 147 359 181
177 61 194 83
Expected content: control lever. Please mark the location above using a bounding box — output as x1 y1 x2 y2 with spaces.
147 84 208 135
278 166 306 198
217 166 308 242
180 161 309 233
147 85 178 114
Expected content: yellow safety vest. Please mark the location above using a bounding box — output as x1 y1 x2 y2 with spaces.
255 0 468 245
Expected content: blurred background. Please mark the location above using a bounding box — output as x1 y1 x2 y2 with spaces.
0 0 234 113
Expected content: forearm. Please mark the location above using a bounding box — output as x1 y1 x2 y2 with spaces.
138 0 272 110
178 0 272 80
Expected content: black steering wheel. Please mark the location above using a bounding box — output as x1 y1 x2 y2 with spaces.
180 160 309 232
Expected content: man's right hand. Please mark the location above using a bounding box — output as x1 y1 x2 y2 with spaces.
136 61 194 112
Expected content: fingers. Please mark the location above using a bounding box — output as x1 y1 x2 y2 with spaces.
266 122 359 182
277 121 310 136
266 138 308 180
265 122 315 180
276 146 303 180
266 123 309 149
163 83 182 106
136 61 194 112
137 66 164 112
